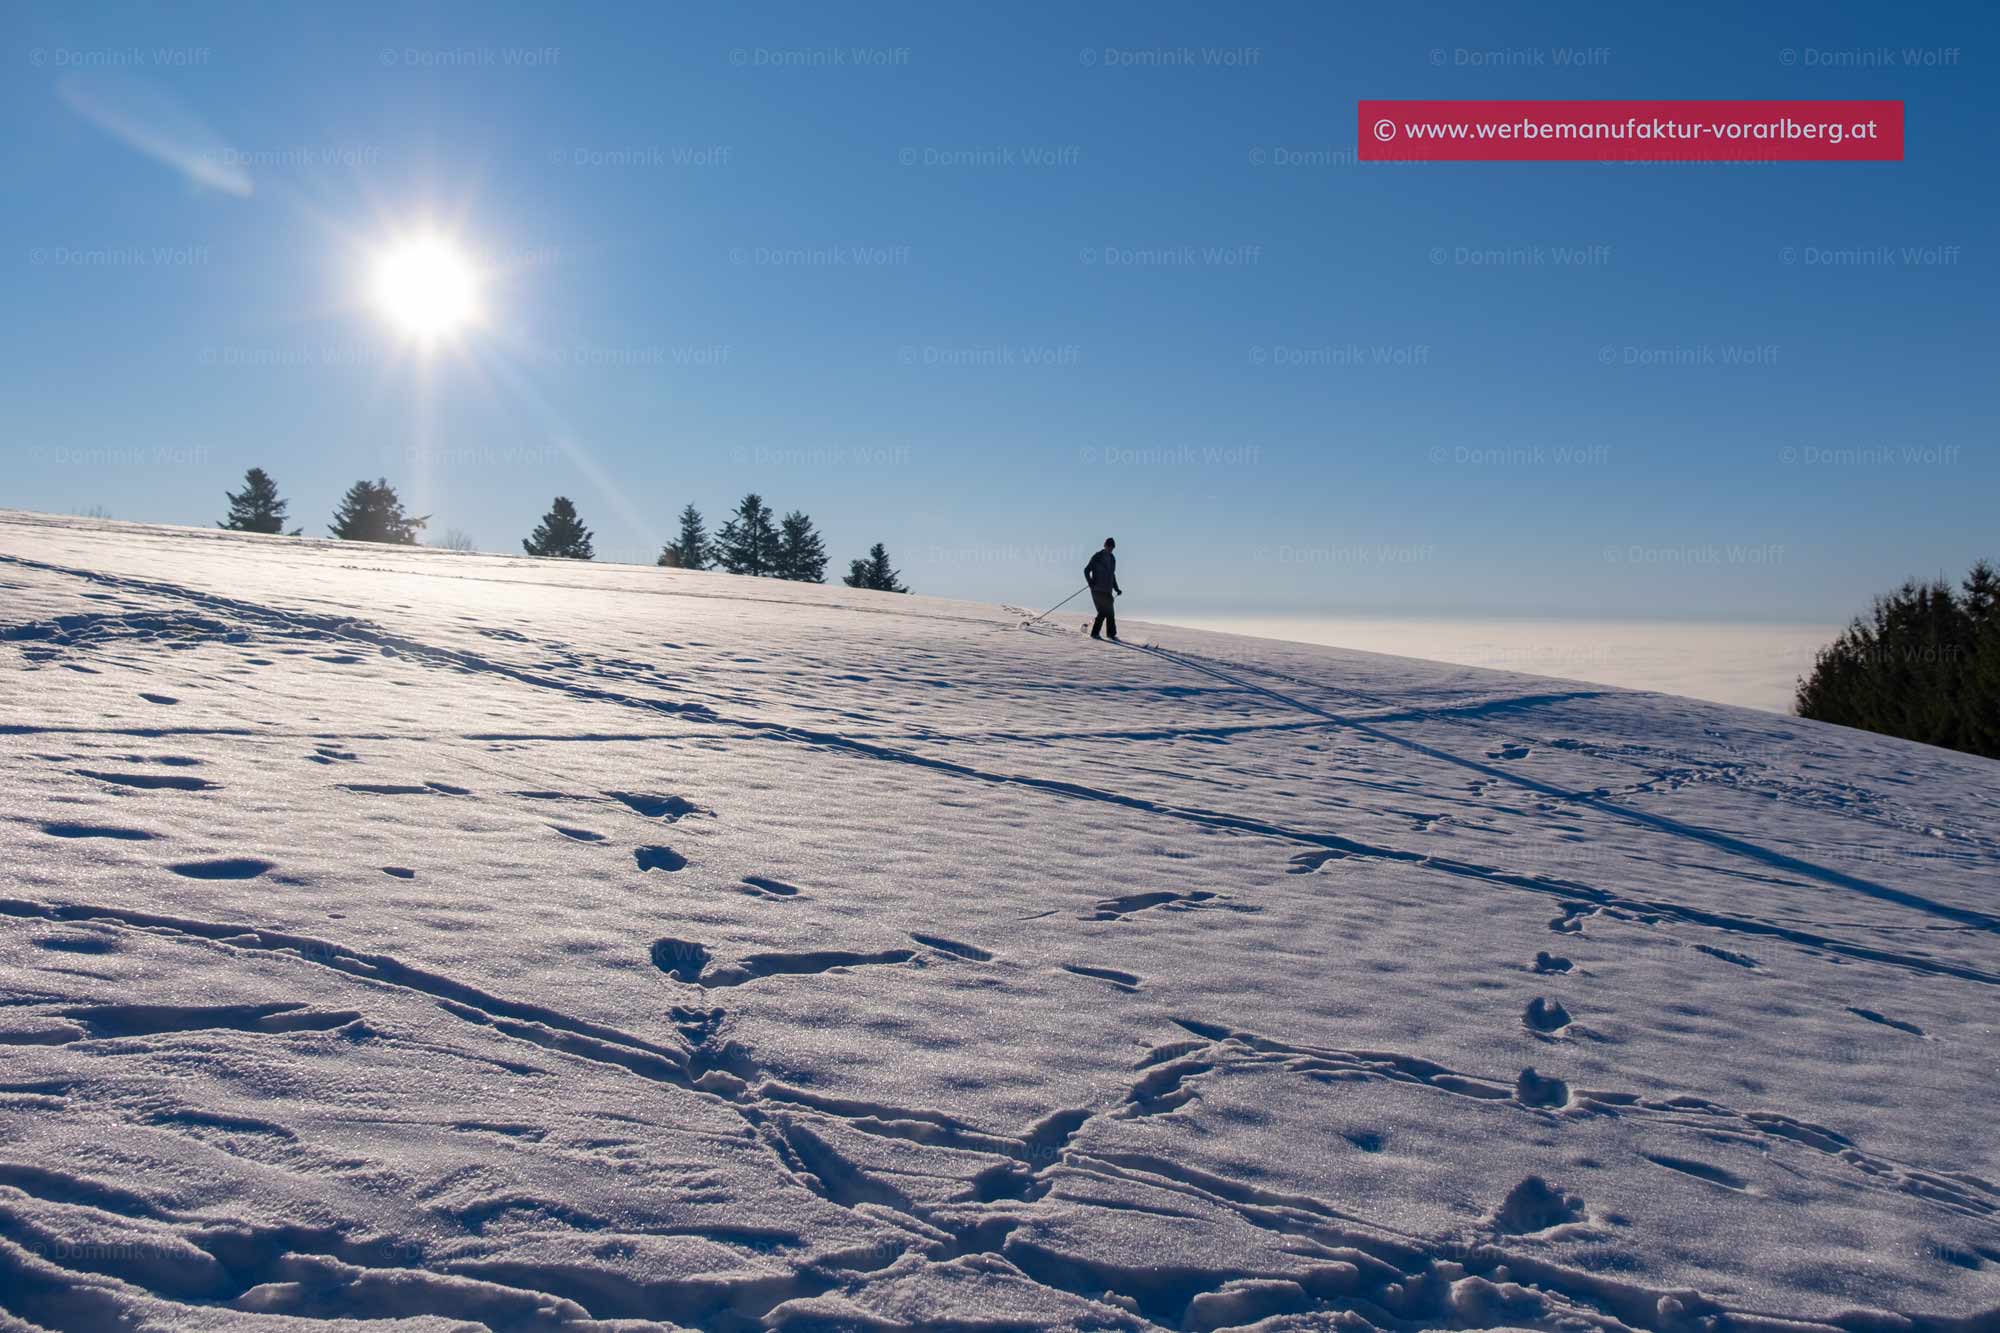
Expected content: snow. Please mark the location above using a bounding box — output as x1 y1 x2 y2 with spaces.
2 508 1997 1332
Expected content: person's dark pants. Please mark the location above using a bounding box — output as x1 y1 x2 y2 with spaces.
1090 589 1117 639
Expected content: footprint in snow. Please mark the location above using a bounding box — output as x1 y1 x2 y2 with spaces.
1488 744 1531 761
551 826 607 842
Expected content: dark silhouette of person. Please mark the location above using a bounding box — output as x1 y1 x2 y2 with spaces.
1085 538 1121 640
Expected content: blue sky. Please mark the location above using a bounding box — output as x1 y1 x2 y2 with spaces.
4 0 1991 619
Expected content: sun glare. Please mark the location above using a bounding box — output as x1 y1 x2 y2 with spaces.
370 235 480 342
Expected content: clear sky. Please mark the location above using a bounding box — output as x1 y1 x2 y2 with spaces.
4 1 1991 619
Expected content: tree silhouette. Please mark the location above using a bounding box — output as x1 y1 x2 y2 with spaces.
715 493 780 576
842 543 909 593
328 479 426 544
660 504 710 570
523 496 595 559
219 467 293 534
774 510 828 583
1796 559 1999 759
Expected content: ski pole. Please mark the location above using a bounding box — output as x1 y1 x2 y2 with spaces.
1026 586 1088 623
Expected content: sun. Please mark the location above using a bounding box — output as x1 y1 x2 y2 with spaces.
370 235 480 341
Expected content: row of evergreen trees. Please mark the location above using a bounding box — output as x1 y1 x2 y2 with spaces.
657 495 907 591
216 469 908 593
1795 561 1999 760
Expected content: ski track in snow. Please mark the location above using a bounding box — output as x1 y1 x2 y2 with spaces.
3 510 1999 1332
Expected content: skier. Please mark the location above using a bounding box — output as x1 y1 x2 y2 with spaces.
1084 538 1121 640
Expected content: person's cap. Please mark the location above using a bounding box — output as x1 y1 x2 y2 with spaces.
1104 537 1115 548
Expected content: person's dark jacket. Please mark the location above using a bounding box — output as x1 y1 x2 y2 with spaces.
1085 549 1120 596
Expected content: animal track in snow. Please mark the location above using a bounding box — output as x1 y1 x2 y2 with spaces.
634 845 688 872
339 783 434 796
167 857 274 880
1523 997 1572 1034
650 938 919 989
1549 902 1599 935
138 693 178 705
1695 944 1759 969
650 938 710 982
1515 1067 1570 1108
1062 964 1141 991
1488 744 1531 761
1530 951 1573 974
382 867 415 879
74 768 215 792
738 876 801 898
606 791 709 821
910 933 992 961
41 821 156 840
1643 1153 1750 1192
1088 890 1258 921
1848 1007 1925 1036
702 948 918 988
551 826 606 842
1493 1175 1586 1234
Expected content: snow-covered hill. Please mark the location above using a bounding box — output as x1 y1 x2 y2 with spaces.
3 509 1996 1333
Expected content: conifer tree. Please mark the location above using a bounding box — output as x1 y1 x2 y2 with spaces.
659 504 710 570
774 510 828 583
219 467 292 534
843 542 909 593
328 478 426 544
714 493 780 576
523 496 595 559
1796 559 1999 759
